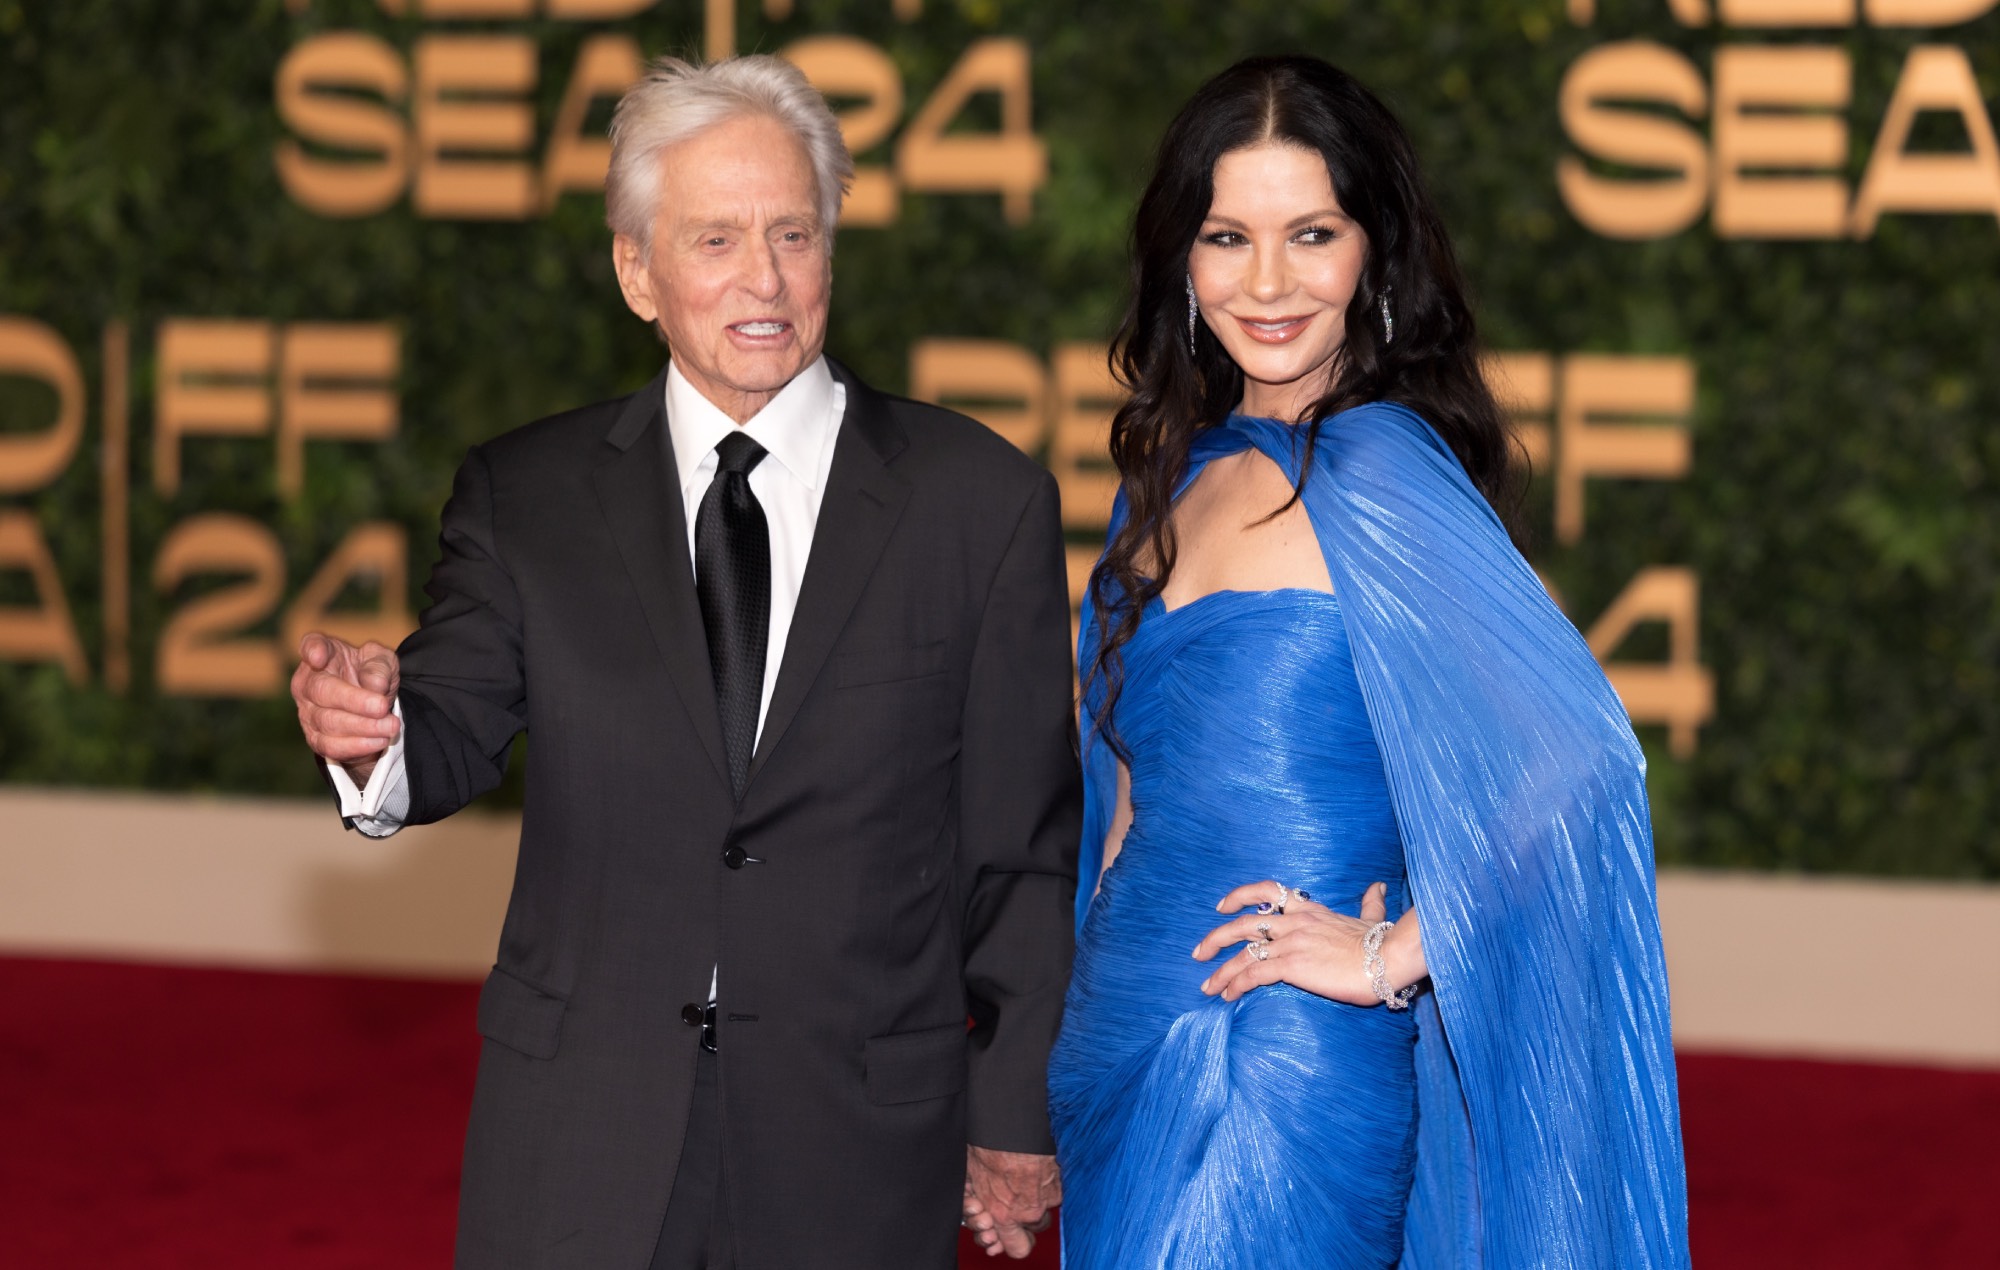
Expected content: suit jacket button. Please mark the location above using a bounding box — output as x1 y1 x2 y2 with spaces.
681 1003 704 1027
722 844 748 869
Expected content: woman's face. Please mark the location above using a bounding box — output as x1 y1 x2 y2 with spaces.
1189 142 1369 421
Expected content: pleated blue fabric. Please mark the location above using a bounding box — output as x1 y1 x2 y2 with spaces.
1052 405 1689 1268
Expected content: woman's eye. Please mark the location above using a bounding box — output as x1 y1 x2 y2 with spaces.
1297 226 1338 245
1202 231 1245 247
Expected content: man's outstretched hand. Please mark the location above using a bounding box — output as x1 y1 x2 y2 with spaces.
962 1146 1059 1259
291 633 401 785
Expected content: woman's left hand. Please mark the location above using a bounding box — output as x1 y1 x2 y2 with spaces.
1194 880 1421 1006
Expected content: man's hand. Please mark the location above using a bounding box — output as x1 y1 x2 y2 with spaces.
962 1146 1059 1259
291 633 402 785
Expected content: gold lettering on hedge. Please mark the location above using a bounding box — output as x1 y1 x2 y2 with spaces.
420 0 532 15
153 514 287 697
1865 0 1998 21
1568 0 1712 23
706 0 734 60
281 523 415 655
0 512 88 683
547 0 656 15
543 35 641 210
275 33 409 218
1557 356 1695 545
1718 0 1853 23
1714 46 1851 237
1557 42 1710 239
155 321 274 497
1586 566 1714 757
1052 344 1120 608
785 37 905 225
909 339 1046 453
102 323 131 693
896 39 1048 225
279 325 400 498
1851 45 2000 234
0 316 85 493
1482 352 1554 473
414 36 539 218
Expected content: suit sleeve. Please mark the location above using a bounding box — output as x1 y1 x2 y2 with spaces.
394 443 530 825
956 470 1083 1155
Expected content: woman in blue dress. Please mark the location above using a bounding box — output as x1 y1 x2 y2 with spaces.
1038 57 1689 1268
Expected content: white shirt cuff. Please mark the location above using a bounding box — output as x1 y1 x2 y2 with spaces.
325 700 410 838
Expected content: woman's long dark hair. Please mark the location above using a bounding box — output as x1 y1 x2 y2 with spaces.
1088 55 1524 757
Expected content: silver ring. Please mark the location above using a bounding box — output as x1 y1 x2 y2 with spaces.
1249 940 1271 961
1255 921 1273 941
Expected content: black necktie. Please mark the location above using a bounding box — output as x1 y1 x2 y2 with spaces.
694 431 770 797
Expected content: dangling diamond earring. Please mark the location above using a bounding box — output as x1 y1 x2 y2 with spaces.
1186 275 1199 358
1379 285 1395 345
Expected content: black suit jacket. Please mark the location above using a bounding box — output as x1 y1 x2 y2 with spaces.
387 360 1081 1269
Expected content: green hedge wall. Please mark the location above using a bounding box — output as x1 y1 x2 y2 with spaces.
2 0 1997 878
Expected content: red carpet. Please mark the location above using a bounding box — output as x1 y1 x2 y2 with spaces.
1 957 1993 1268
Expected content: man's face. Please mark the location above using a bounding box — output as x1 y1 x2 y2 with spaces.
613 113 832 423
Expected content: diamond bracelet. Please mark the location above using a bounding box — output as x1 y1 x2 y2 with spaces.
1362 921 1417 1011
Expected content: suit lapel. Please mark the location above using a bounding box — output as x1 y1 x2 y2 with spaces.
747 361 911 787
592 365 731 790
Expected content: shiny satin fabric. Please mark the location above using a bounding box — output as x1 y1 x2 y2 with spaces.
1066 406 1690 1268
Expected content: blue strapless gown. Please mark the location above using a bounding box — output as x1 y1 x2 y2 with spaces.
1048 585 1421 1268
1052 408 1690 1270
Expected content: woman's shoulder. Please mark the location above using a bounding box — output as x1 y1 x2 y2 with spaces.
1315 400 1461 480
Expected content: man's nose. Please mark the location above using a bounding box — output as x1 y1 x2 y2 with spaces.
741 239 784 300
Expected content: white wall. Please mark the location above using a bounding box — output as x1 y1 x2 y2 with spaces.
3 787 1995 1066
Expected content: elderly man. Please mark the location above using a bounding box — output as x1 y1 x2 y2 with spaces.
290 55 1078 1269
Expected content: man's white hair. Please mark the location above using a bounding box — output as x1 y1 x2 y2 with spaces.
606 54 854 252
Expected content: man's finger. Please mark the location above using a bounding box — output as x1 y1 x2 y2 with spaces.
993 1221 1034 1259
305 669 393 718
312 731 392 762
298 632 333 669
308 704 400 741
356 642 399 693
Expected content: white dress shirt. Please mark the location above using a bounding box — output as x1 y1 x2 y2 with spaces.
327 357 846 837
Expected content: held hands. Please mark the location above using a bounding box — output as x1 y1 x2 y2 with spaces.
962 1146 1059 1259
1194 881 1425 1006
290 632 402 785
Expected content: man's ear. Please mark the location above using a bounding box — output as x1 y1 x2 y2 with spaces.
611 234 658 323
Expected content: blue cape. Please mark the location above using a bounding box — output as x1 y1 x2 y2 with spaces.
1075 403 1690 1268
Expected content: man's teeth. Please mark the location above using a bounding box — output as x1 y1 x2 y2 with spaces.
735 322 786 336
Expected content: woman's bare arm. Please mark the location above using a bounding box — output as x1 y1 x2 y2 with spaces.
1093 760 1134 898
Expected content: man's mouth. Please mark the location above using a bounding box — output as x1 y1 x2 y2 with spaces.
730 320 790 337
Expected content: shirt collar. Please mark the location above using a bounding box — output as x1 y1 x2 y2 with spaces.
664 356 838 494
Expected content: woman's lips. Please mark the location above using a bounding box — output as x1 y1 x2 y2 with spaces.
1233 313 1314 344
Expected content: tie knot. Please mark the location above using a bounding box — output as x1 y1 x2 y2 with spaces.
714 431 767 476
